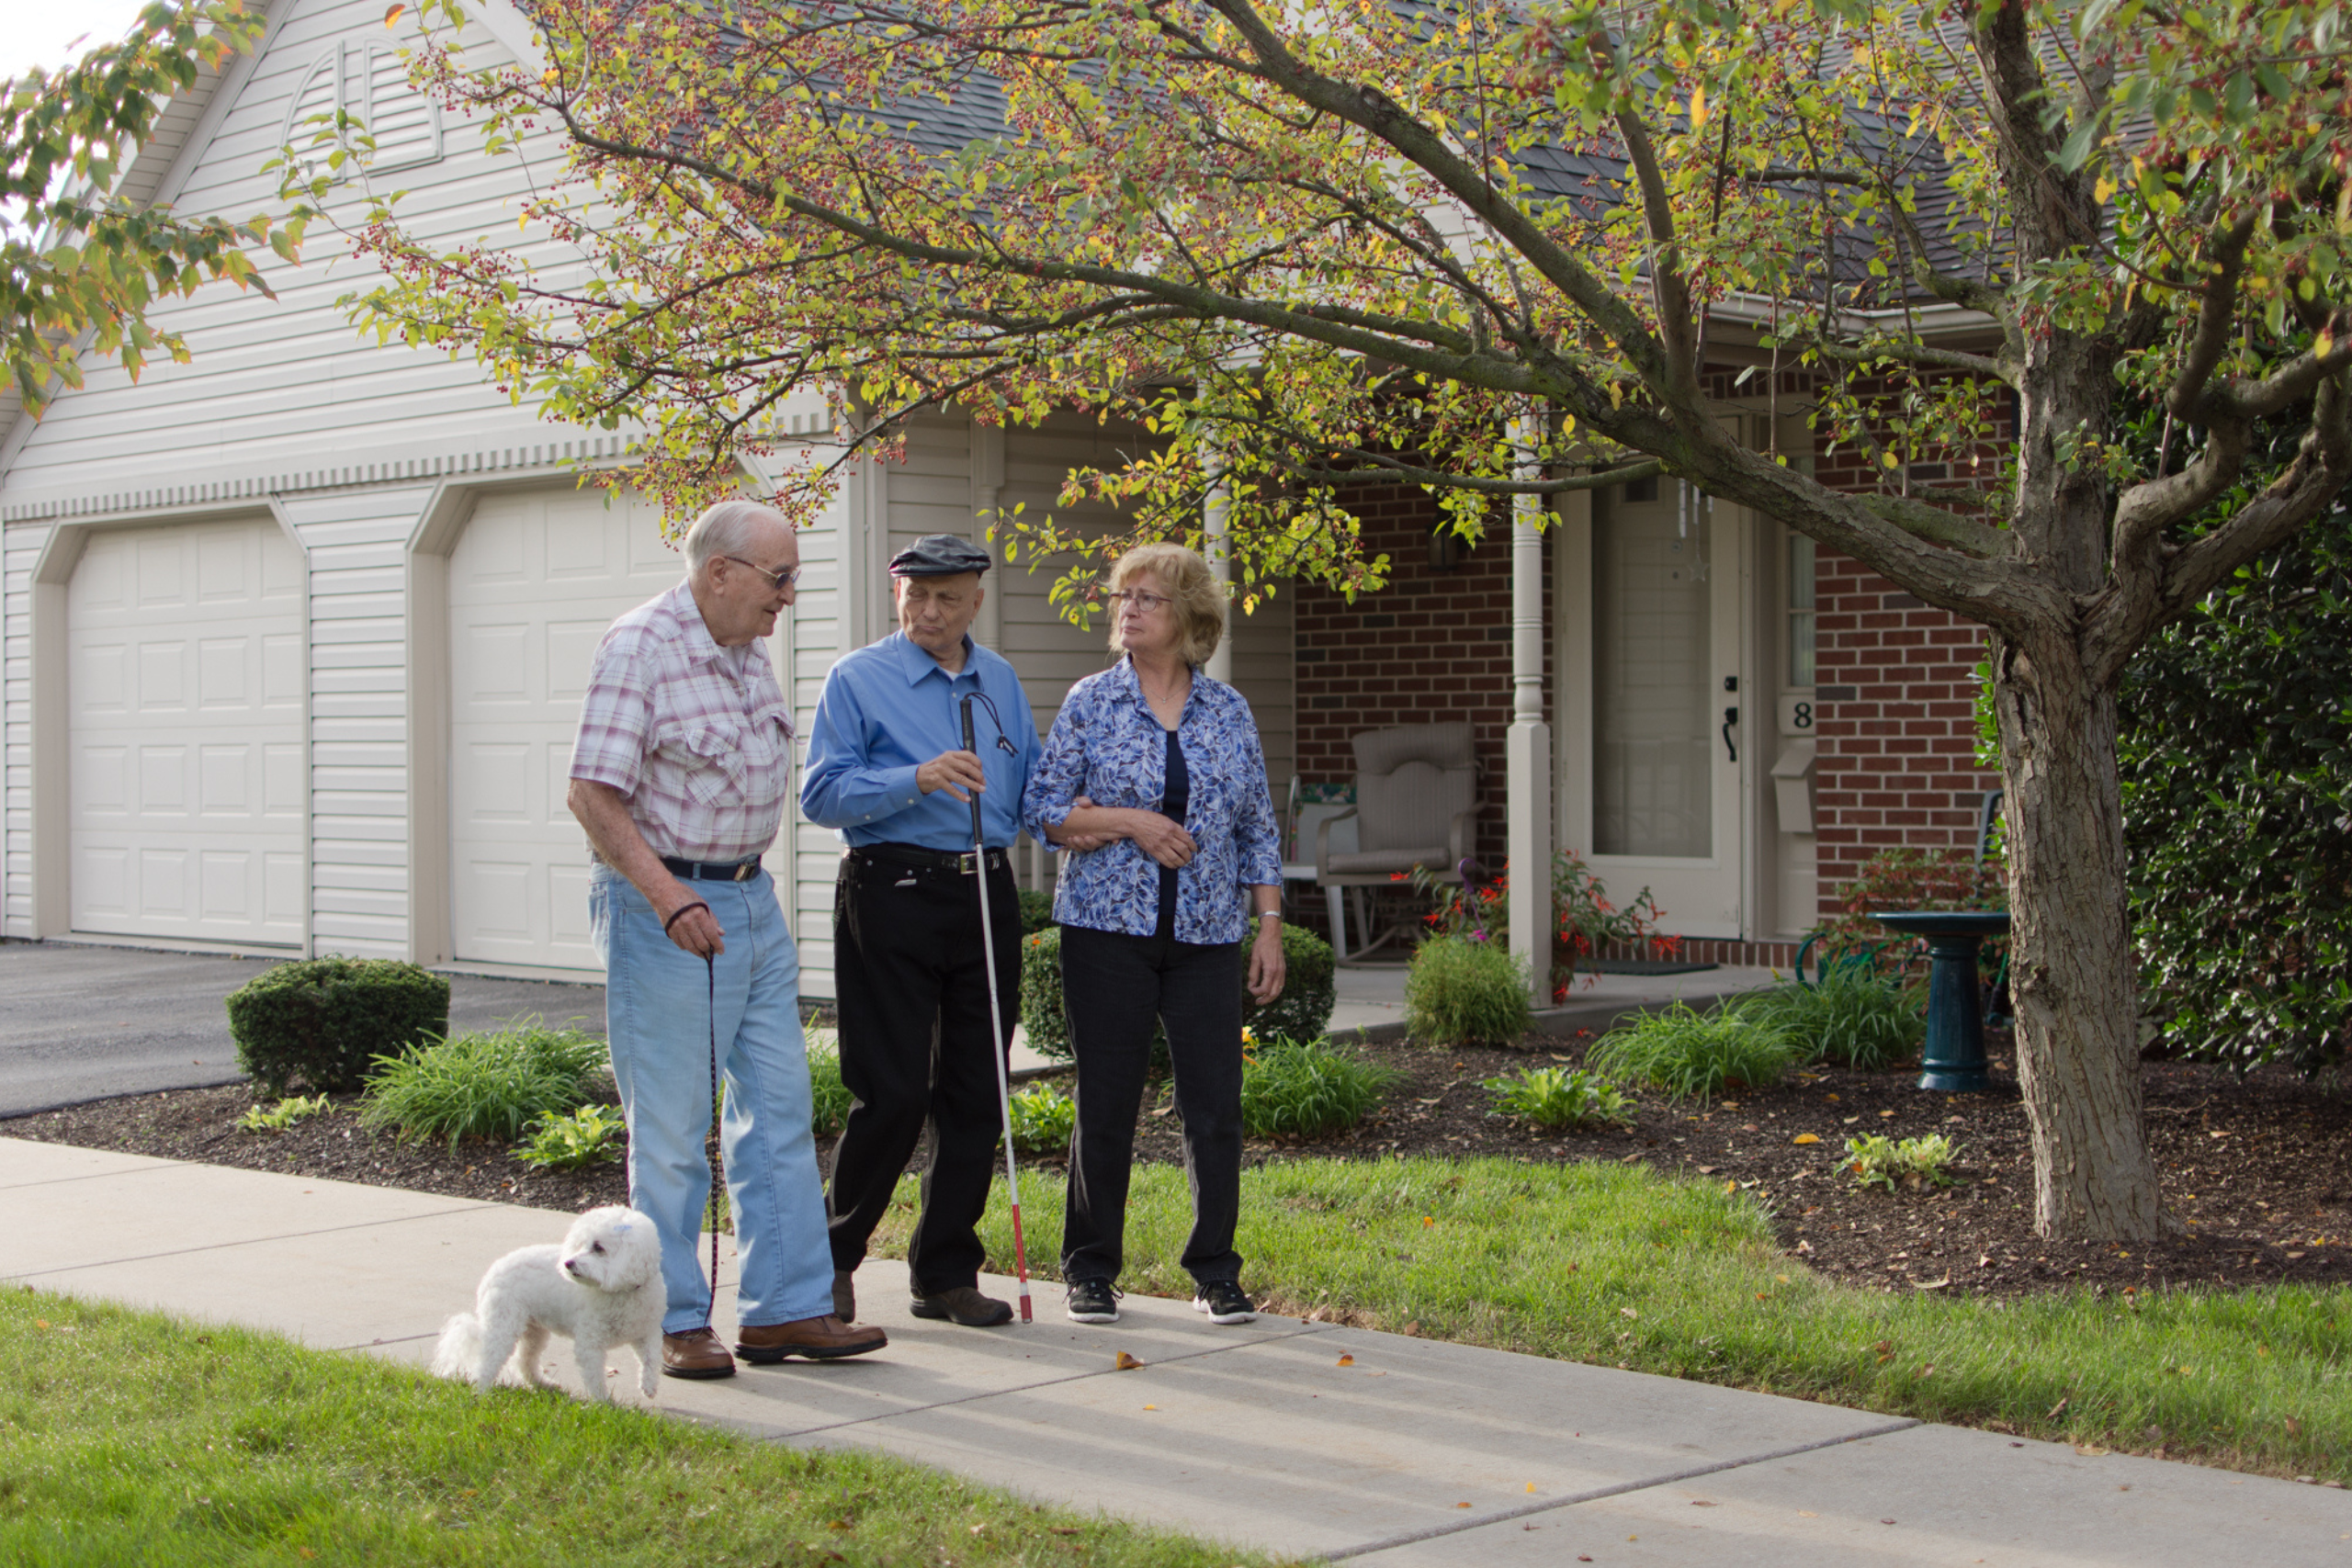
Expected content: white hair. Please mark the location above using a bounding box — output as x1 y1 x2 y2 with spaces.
683 500 792 571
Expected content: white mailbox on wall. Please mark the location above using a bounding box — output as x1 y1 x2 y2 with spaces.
1770 739 1817 835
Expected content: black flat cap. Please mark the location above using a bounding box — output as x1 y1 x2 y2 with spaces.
888 534 992 578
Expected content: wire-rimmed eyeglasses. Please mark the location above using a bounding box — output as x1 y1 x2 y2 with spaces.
721 554 802 592
1104 587 1172 614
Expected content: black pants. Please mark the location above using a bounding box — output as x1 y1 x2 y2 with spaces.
1058 923 1243 1287
827 852 1019 1296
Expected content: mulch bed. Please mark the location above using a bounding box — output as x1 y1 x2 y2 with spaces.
9 1029 2348 1301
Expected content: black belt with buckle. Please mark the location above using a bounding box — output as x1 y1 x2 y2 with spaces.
660 854 764 882
849 842 1009 876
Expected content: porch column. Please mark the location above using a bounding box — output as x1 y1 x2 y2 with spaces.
1507 417 1554 1010
1202 449 1234 682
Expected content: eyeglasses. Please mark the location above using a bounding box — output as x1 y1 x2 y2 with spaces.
720 554 801 592
1105 588 1172 614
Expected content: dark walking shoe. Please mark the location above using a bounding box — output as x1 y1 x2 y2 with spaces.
833 1269 856 1323
1065 1278 1121 1324
661 1328 738 1379
1192 1280 1257 1325
734 1314 888 1362
910 1286 1014 1326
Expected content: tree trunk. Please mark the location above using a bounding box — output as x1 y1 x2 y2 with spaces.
1993 632 2168 1241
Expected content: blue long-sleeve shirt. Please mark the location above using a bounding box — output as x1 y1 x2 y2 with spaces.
800 632 1040 851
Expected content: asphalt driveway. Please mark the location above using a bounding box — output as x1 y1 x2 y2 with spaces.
0 941 605 1119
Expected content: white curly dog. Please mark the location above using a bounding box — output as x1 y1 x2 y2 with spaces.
432 1204 666 1403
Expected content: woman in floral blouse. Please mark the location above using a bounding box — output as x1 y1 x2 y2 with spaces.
1023 543 1284 1327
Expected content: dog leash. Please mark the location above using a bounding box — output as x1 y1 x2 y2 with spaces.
663 898 724 1328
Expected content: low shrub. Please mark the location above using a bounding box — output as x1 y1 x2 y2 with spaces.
1238 1036 1403 1139
513 1104 628 1170
357 1018 606 1148
1018 923 1338 1062
1005 1083 1076 1155
1585 1002 1804 1101
234 1093 334 1134
1844 1132 1961 1191
1732 970 1923 1071
1403 935 1532 1046
1481 1066 1634 1130
1017 888 1057 935
808 1040 853 1136
225 957 449 1096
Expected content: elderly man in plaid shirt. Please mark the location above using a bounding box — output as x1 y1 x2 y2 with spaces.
568 499 886 1378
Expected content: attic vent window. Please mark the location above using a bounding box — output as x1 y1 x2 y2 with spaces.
282 40 442 181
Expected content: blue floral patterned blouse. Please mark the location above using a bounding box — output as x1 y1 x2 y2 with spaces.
1023 658 1283 944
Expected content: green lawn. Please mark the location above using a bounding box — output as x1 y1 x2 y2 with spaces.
0 1289 1288 1567
871 1156 2351 1482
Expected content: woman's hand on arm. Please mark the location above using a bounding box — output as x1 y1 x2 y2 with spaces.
1056 803 1196 868
1246 887 1285 1004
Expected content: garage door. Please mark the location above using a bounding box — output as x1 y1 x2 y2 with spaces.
447 488 690 969
68 518 307 946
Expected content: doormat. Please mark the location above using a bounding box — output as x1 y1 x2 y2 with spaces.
1584 959 1720 976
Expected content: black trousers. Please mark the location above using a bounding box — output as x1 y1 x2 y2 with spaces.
1058 923 1243 1287
827 852 1019 1296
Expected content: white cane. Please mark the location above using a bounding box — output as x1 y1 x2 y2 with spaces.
961 694 1034 1322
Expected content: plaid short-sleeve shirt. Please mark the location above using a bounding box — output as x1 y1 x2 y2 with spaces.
568 584 796 863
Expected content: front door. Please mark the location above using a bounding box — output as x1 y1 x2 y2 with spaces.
1559 479 1745 939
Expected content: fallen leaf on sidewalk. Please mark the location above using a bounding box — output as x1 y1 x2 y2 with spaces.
1114 1351 1144 1371
1792 1134 1820 1145
1336 1354 1354 1366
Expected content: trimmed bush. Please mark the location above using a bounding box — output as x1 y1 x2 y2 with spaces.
1017 923 1337 1062
225 957 450 1096
1017 888 1057 934
1403 935 1532 1046
357 1019 606 1148
1238 1036 1403 1138
1731 969 1923 1071
1585 1001 1804 1101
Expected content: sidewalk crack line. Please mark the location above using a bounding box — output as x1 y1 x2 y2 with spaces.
1321 1416 1921 1561
767 1323 1333 1439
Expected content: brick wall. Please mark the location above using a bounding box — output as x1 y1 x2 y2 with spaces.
1292 483 1547 877
1805 382 2007 919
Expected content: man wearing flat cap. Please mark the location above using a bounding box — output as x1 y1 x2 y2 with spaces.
802 534 1052 1326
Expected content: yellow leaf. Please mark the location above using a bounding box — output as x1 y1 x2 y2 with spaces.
1142 1404 1158 1410
1114 1351 1144 1371
1792 1133 1820 1145
1336 1354 1355 1366
384 3 404 25
1689 83 1708 130
2095 175 2116 205
1526 1483 1538 1493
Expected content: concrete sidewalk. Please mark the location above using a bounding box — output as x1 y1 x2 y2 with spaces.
6 1138 2346 1565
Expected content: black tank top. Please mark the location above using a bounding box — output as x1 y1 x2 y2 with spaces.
1155 727 1188 941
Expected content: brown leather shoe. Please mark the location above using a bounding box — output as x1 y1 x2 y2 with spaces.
734 1314 888 1363
833 1269 856 1323
910 1285 1014 1327
661 1328 737 1380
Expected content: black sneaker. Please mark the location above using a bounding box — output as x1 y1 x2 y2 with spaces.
1193 1280 1256 1325
1065 1278 1122 1324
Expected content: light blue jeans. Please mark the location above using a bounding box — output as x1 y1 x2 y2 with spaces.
591 863 834 1334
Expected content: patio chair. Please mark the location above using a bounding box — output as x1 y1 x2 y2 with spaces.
1313 723 1480 961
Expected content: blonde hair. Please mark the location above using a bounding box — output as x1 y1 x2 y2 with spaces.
1107 543 1225 668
